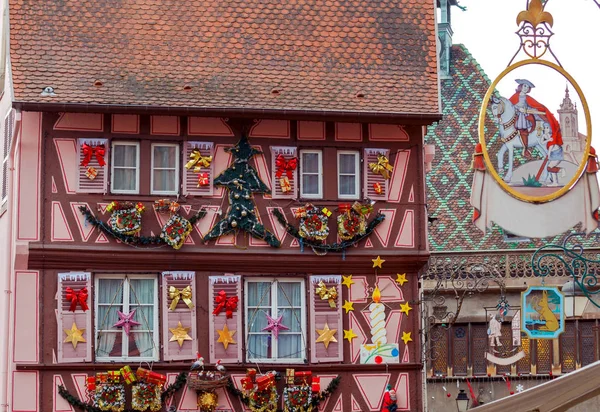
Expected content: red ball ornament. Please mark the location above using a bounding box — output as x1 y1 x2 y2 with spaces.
375 356 383 364
446 393 451 398
510 391 515 395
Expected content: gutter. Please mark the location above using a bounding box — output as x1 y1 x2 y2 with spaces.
12 101 443 125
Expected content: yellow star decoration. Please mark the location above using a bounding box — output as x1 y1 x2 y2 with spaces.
64 322 86 349
342 300 355 313
344 329 358 343
396 273 408 286
400 301 413 316
401 331 412 345
216 324 237 350
315 323 338 349
169 321 193 348
342 275 355 288
372 256 385 268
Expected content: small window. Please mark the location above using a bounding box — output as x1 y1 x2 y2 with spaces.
300 150 322 198
151 143 179 195
111 142 139 194
245 278 306 363
95 275 158 361
337 150 360 199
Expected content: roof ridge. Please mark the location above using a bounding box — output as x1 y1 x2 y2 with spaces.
452 43 493 85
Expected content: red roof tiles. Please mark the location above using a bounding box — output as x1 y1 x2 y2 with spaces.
9 1 440 116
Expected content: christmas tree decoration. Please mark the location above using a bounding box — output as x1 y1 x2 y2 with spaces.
216 324 236 350
315 281 338 308
344 329 358 343
169 321 193 347
108 201 145 236
120 366 137 385
136 368 168 386
113 309 141 336
399 302 412 316
401 331 412 345
342 275 355 288
86 166 98 180
80 143 107 167
65 286 89 312
342 300 354 313
153 199 180 214
198 172 210 187
262 313 290 339
395 273 408 286
373 182 383 195
63 322 86 349
197 391 219 411
295 204 329 241
369 153 394 179
169 285 194 310
372 256 385 268
160 214 193 250
131 382 162 411
185 149 213 172
203 134 281 247
315 323 338 349
212 290 239 318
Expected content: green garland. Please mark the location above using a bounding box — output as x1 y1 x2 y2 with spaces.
273 209 385 252
58 372 187 412
78 206 206 246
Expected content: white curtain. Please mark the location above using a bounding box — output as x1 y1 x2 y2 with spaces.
129 279 155 358
113 144 137 191
96 279 123 357
152 146 176 192
277 282 302 359
338 153 357 195
247 282 272 359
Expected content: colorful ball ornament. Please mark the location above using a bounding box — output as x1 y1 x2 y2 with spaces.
197 391 218 412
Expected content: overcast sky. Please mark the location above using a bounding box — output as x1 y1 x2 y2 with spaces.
450 0 599 144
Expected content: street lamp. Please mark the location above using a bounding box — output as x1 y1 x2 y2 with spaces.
562 280 588 318
456 389 470 411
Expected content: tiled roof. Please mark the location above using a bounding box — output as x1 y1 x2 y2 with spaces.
425 45 594 252
9 0 440 116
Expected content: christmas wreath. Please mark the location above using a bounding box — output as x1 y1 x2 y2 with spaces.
131 382 161 411
283 385 313 412
107 201 145 236
160 214 193 249
295 204 329 241
337 202 373 240
95 383 126 412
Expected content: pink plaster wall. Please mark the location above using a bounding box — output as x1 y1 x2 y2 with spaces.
111 114 139 134
150 115 180 135
17 112 42 241
12 371 38 411
53 113 103 132
13 271 39 363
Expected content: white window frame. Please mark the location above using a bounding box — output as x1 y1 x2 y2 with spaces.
111 141 140 194
94 274 159 362
244 277 306 364
150 143 180 195
299 150 323 199
337 150 360 199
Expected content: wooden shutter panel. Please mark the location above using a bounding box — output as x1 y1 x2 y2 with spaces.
364 148 390 200
310 275 343 363
271 146 297 199
162 271 197 361
208 275 242 364
76 138 108 193
1 110 14 202
183 141 214 196
57 272 92 363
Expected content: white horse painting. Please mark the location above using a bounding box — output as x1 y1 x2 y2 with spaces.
490 96 548 183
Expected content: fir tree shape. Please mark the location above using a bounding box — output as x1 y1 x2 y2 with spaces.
203 134 281 247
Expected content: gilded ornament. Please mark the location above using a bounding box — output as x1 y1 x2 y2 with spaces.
169 321 193 347
315 323 338 349
63 322 86 349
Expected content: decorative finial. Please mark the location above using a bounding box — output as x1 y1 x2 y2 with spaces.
517 0 553 28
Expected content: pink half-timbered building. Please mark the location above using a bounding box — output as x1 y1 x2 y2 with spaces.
0 1 440 411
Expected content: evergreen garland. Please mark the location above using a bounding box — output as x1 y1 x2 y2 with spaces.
272 209 385 252
78 206 206 246
58 372 187 412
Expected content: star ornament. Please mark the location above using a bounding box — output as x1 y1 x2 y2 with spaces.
400 302 413 316
113 309 141 335
396 273 408 286
64 322 86 349
342 275 355 288
401 331 412 345
316 323 338 349
343 329 358 343
169 321 193 348
216 324 236 350
372 256 385 269
262 314 290 340
516 384 525 393
342 300 355 314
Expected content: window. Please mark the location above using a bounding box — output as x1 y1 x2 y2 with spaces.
111 142 140 194
300 150 322 198
151 143 179 195
95 275 158 361
337 150 360 199
245 278 306 363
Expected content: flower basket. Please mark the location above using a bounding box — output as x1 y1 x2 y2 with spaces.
187 372 229 391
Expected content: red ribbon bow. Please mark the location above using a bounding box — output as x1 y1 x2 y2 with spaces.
275 154 298 179
212 290 239 319
65 287 89 312
80 144 106 167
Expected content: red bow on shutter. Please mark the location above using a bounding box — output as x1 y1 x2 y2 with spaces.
80 144 106 167
212 290 239 319
65 287 89 312
275 154 298 179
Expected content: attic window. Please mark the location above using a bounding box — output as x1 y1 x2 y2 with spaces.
93 80 103 87
40 87 57 97
270 88 281 96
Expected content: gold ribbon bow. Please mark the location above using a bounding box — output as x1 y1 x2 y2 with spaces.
169 286 194 311
185 149 213 172
316 281 338 308
369 153 394 180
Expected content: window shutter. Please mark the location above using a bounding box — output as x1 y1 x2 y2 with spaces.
208 275 242 364
271 146 297 199
162 271 197 361
183 141 214 196
1 109 14 202
310 275 343 363
364 148 390 200
57 272 92 363
76 138 108 193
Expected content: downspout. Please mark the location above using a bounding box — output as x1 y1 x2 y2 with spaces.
1 109 22 412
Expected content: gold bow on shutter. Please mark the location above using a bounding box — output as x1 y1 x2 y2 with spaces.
169 286 194 310
369 153 394 180
185 149 213 173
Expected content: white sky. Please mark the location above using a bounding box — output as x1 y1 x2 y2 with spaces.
450 0 600 143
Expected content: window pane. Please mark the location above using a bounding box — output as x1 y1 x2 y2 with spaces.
248 282 271 307
302 153 319 173
153 145 176 168
97 332 122 357
153 170 176 192
248 309 269 332
339 175 356 195
302 174 319 195
129 279 154 304
339 153 356 174
98 279 124 304
278 334 302 359
113 168 136 191
248 335 270 358
130 332 155 357
278 283 301 306
113 145 137 167
280 308 302 332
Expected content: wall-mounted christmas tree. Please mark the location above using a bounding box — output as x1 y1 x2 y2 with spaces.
203 134 281 247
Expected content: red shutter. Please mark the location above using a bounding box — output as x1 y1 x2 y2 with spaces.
162 271 197 361
310 275 343 363
270 146 298 199
183 141 214 196
76 138 108 193
208 275 242 364
57 272 92 363
364 148 390 200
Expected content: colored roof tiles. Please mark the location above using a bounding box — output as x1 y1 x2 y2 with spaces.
9 0 440 116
